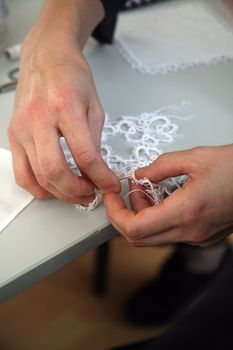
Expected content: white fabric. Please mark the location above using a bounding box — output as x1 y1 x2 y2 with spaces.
0 148 34 233
115 0 233 74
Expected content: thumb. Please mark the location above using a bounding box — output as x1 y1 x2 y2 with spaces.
135 149 194 183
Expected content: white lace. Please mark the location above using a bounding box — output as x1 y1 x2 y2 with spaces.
60 101 191 211
125 171 187 206
114 39 233 75
115 0 233 75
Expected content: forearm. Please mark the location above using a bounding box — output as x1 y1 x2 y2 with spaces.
21 0 104 57
41 0 104 48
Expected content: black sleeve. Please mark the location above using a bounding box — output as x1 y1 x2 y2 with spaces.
92 0 122 44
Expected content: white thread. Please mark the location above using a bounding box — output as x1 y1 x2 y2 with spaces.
127 171 164 205
75 189 103 212
124 189 156 204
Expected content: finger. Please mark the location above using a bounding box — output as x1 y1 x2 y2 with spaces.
24 140 79 203
87 99 105 148
103 193 136 236
135 150 194 183
23 139 95 204
9 138 52 199
59 105 120 193
34 126 95 199
103 193 179 241
129 227 184 247
127 179 151 212
104 198 188 246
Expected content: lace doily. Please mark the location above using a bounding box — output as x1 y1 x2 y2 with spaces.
60 101 191 211
115 0 233 75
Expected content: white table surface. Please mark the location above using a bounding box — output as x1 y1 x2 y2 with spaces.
0 0 233 303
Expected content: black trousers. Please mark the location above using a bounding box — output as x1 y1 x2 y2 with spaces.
112 253 233 350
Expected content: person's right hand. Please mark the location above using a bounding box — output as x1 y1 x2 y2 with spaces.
104 145 233 247
8 26 120 205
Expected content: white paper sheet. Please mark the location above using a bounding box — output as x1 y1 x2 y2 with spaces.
0 148 34 233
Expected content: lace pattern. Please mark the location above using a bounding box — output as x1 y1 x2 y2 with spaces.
60 101 192 211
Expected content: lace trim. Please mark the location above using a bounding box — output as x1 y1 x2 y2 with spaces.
75 189 102 212
114 0 233 75
114 39 233 75
60 101 192 210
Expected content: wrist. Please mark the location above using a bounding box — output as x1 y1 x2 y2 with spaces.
33 0 104 49
21 0 104 60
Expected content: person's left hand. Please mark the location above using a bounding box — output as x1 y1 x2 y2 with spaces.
104 145 233 247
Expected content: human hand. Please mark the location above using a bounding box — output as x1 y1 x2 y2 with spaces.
8 26 120 205
104 145 233 247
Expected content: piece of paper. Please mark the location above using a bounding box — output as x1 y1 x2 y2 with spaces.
115 0 233 74
0 148 34 233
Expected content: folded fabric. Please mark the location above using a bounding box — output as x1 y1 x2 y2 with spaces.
115 0 233 74
0 148 34 233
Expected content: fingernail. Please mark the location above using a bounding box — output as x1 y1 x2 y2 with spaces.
76 195 96 206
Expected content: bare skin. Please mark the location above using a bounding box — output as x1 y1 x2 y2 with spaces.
8 0 233 247
104 145 233 247
8 0 120 205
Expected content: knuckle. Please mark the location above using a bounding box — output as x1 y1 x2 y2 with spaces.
124 223 141 242
156 153 169 167
27 100 44 117
15 172 29 189
52 92 71 115
35 172 49 188
76 149 97 168
57 101 87 128
41 161 63 183
34 191 50 200
52 90 86 116
182 200 205 225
